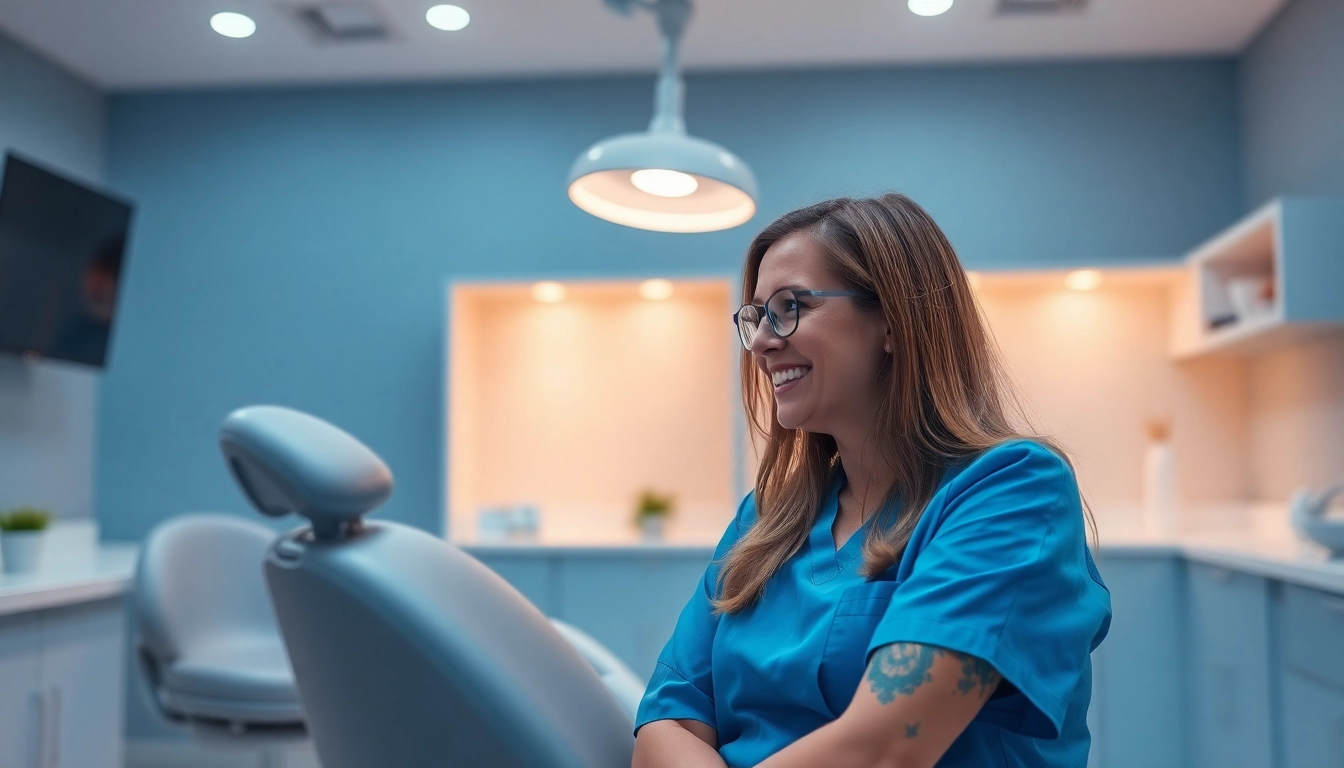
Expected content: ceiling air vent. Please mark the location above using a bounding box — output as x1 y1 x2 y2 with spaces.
293 2 391 41
996 0 1087 14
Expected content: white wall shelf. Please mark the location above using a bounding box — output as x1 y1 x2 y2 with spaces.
1170 197 1344 361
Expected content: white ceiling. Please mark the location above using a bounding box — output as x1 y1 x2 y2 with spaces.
0 0 1289 91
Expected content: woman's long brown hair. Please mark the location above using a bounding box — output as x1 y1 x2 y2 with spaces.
712 194 1094 614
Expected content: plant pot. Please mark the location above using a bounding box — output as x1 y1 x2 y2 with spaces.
1 530 45 574
639 516 666 543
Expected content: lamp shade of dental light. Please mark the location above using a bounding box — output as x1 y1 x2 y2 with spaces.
567 0 757 233
219 405 636 768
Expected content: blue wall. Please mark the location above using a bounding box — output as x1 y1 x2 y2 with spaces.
1240 0 1344 207
0 31 106 520
99 59 1242 542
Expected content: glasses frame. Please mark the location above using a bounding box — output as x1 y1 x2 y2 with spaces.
732 288 875 350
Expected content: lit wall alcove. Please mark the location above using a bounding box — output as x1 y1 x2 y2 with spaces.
446 278 743 545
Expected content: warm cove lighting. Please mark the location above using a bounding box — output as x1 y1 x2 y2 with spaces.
908 0 954 16
1066 270 1103 291
426 4 470 31
210 12 257 38
639 279 675 301
631 169 698 198
531 281 566 303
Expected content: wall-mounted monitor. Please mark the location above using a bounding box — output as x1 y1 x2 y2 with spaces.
0 152 134 368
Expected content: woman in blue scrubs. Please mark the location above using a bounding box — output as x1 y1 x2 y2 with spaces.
632 195 1111 768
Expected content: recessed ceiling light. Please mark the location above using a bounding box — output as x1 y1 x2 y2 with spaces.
531 281 566 303
908 0 954 17
426 4 470 31
1065 269 1103 291
639 279 675 301
211 11 257 38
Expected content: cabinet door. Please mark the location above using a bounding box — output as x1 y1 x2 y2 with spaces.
1087 645 1106 768
472 555 559 617
1093 555 1186 768
1186 563 1273 768
38 599 125 768
0 612 42 768
558 554 711 682
1281 671 1344 768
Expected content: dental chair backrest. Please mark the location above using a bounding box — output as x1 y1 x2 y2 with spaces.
218 406 636 768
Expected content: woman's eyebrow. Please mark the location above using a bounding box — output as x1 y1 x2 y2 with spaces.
751 283 805 304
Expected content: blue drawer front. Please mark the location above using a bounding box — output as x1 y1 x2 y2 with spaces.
1281 583 1344 690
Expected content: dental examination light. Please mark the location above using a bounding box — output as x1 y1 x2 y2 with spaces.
567 0 758 233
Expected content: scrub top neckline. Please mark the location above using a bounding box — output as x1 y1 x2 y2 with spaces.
806 469 871 584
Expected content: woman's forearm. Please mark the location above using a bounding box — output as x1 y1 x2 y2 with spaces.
632 720 728 768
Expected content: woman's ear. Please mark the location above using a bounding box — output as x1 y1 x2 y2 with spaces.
883 328 892 354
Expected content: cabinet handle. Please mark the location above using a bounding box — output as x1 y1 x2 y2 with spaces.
1212 664 1237 728
47 687 60 768
28 692 44 768
1209 568 1233 583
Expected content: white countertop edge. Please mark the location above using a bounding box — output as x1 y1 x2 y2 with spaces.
1180 547 1344 595
459 538 1344 595
0 576 131 616
0 543 140 617
460 542 718 558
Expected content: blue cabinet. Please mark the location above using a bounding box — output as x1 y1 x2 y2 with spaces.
1278 582 1344 768
473 555 560 616
1280 671 1344 768
470 549 713 682
1186 563 1274 768
558 555 710 682
1092 554 1186 768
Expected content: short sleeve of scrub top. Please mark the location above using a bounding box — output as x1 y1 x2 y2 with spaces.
868 440 1111 741
633 492 753 731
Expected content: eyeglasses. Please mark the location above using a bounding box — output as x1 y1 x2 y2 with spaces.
732 288 874 350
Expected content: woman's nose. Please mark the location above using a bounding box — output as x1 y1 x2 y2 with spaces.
749 321 785 355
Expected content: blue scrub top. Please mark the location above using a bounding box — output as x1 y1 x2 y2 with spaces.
635 439 1112 767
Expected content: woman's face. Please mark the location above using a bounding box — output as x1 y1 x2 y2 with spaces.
750 232 890 437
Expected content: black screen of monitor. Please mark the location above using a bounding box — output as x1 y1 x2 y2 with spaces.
0 152 134 367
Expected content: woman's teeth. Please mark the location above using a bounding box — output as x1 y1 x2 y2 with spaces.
772 366 811 386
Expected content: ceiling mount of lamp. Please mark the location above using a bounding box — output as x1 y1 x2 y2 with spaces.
567 0 759 233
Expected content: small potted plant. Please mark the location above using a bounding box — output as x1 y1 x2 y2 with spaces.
634 490 674 543
0 507 52 575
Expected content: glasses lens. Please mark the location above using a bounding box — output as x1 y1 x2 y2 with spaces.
766 290 800 337
736 305 761 349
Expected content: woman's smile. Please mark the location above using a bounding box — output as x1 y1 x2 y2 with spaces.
770 365 812 392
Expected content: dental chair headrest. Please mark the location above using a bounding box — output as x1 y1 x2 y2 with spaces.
219 405 393 541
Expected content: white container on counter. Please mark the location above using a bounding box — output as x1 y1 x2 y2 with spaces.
1142 419 1180 535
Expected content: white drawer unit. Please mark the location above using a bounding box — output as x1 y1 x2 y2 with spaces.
0 598 125 768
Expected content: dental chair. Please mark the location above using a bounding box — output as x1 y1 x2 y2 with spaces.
133 513 307 764
218 405 639 768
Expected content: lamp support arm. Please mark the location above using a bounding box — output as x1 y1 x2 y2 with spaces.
647 0 691 134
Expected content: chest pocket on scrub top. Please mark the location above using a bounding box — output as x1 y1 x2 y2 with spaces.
817 579 901 717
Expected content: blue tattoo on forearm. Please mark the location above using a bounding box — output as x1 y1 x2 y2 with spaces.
866 644 1002 706
954 652 1002 699
866 643 943 704
905 722 920 738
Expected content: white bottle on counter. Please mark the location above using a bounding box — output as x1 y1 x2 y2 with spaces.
1141 419 1179 536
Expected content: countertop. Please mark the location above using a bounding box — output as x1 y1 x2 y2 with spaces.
0 536 139 616
456 509 1344 595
